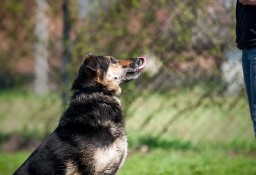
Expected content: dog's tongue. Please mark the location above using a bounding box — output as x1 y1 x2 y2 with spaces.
138 57 147 70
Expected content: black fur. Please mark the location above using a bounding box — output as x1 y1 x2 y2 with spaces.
14 55 130 175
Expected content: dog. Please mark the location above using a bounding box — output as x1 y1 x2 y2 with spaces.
14 53 146 175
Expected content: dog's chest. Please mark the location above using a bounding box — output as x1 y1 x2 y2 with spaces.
94 136 128 174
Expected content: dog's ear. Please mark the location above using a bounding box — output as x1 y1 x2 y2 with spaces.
83 53 99 72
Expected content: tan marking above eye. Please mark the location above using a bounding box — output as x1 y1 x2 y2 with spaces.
118 60 133 67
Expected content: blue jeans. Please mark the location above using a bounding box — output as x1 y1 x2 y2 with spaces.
242 48 256 136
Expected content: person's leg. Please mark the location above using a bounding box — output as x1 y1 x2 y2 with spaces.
249 48 256 135
242 48 256 136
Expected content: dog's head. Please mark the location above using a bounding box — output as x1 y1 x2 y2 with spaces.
72 53 146 95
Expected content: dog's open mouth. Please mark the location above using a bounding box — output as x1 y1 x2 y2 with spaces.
138 57 147 71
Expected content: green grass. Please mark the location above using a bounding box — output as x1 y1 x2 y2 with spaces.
0 89 255 174
118 148 256 175
0 90 62 136
2 145 256 175
3 135 256 175
0 152 29 175
0 88 254 143
124 89 254 143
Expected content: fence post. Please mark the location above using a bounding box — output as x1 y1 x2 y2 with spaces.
62 0 71 108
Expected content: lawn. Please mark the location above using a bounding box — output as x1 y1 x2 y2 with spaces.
0 152 29 175
119 148 256 175
2 145 256 175
0 89 256 174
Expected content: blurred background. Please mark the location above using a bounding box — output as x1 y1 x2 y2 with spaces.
1 0 256 174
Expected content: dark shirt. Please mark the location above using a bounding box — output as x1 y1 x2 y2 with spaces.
236 1 256 49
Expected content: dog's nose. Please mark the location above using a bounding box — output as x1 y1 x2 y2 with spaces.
129 58 140 69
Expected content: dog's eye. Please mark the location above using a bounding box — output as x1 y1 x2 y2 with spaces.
110 57 117 64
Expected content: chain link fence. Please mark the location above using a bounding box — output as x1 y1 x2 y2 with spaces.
0 0 253 152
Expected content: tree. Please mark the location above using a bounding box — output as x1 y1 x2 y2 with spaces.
34 0 49 95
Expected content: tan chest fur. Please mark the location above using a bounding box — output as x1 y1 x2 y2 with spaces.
94 136 128 174
65 161 80 175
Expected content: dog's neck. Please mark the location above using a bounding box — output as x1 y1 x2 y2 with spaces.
72 82 120 97
71 88 121 103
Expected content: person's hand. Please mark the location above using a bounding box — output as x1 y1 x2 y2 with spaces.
239 0 256 5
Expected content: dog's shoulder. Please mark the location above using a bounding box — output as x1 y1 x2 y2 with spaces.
58 91 125 139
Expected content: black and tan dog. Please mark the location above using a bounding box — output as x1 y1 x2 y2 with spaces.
14 53 146 175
